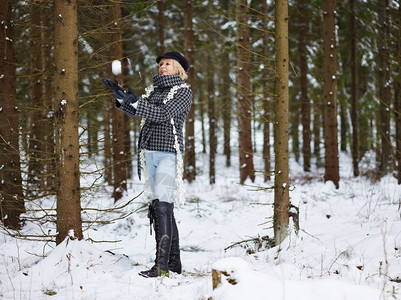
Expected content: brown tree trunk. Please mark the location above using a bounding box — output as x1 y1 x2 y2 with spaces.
207 54 216 184
323 0 339 188
312 97 322 166
221 0 232 168
184 0 196 182
221 49 232 168
100 2 113 186
377 0 392 176
41 1 56 188
110 2 127 202
236 0 255 184
274 0 290 245
339 99 347 152
54 0 82 244
299 0 311 172
350 0 359 177
0 0 25 229
262 0 271 181
28 1 45 188
396 2 401 184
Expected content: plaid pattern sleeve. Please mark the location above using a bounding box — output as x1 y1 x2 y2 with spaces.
115 99 137 116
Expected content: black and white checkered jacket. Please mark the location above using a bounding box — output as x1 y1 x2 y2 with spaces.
116 74 192 179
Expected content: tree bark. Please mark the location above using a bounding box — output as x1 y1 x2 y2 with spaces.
299 0 311 172
395 2 401 184
207 54 216 184
274 0 290 245
236 0 255 184
0 0 25 229
41 1 56 189
350 0 359 177
262 0 271 181
221 0 232 168
100 1 113 186
184 0 196 182
110 1 127 202
377 0 391 176
54 0 82 244
28 1 45 188
323 0 339 188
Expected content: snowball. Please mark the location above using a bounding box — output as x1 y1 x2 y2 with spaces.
112 60 122 76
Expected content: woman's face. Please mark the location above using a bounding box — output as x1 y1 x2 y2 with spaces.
159 58 178 76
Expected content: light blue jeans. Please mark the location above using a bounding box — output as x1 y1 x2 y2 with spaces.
144 151 177 204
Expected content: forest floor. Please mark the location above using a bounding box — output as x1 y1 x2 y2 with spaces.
1 152 401 299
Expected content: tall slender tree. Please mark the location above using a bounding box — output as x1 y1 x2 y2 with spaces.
207 52 217 184
0 0 25 229
274 0 290 245
100 1 113 186
110 1 127 202
395 1 401 184
220 0 232 168
299 0 311 172
54 0 82 244
236 0 255 184
377 0 391 176
41 1 55 188
323 0 339 188
184 0 196 182
28 1 45 188
262 0 271 181
350 0 359 177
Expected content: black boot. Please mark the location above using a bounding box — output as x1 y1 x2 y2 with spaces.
168 210 182 274
139 199 173 278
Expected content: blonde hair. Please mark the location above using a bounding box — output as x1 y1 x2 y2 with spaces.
172 59 188 81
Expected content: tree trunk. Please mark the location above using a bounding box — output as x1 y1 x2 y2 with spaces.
100 2 113 186
377 0 391 176
236 0 255 184
54 0 82 244
323 0 339 188
0 0 25 229
28 1 45 189
339 99 347 152
299 0 311 172
41 1 56 189
184 0 196 182
350 0 359 177
312 97 322 166
262 0 271 181
396 2 401 184
110 2 127 202
208 54 216 184
221 0 232 168
274 0 290 245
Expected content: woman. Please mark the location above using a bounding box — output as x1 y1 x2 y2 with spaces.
102 51 192 278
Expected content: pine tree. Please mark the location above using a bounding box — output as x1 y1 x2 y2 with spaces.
273 0 290 245
54 0 83 244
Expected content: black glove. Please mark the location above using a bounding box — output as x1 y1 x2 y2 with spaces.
112 86 139 104
102 78 139 103
102 78 125 93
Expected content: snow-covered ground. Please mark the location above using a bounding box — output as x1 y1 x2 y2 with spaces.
1 152 400 299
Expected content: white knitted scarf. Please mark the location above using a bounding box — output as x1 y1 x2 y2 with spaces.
140 83 188 206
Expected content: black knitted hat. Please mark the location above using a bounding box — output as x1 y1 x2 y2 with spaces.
156 51 189 72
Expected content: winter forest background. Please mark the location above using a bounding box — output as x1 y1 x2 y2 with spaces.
1 0 401 299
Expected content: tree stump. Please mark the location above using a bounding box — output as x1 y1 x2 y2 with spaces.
212 269 238 290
